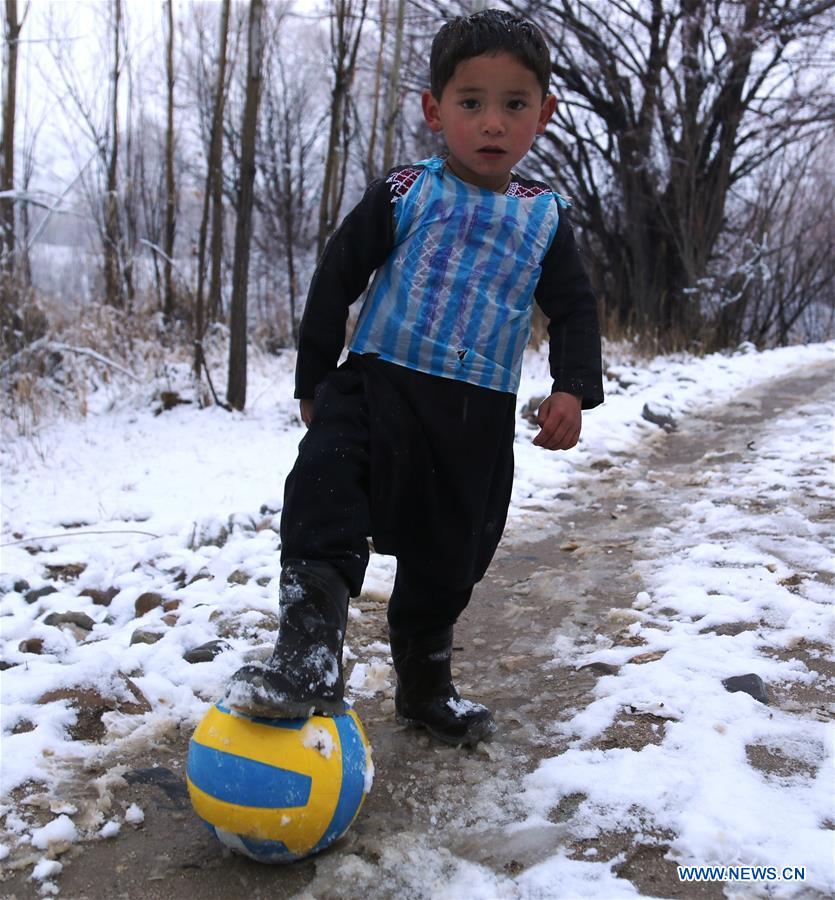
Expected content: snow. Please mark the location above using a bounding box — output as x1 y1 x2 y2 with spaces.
123 803 144 826
1 338 833 896
29 815 78 850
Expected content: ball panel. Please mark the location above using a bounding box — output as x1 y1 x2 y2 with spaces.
187 740 311 807
187 778 333 852
310 711 370 854
195 704 344 793
212 826 296 864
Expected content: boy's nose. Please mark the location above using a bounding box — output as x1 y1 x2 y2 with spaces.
481 114 506 136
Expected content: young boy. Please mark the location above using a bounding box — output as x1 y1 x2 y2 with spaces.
225 9 603 747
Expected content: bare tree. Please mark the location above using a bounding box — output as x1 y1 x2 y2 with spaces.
519 0 835 344
381 0 406 172
1 0 27 276
102 0 123 308
194 0 231 377
226 0 264 411
710 140 835 348
256 17 320 348
317 0 368 257
163 0 177 323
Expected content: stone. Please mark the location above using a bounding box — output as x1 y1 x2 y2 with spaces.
187 568 213 585
80 587 119 606
628 651 665 665
183 640 228 664
641 402 677 432
43 611 96 631
19 638 45 654
499 656 529 673
579 661 620 676
135 592 165 617
13 578 31 593
227 569 249 585
722 673 769 704
44 563 87 581
25 585 58 604
130 629 164 646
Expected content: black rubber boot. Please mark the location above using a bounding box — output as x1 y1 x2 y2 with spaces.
389 627 495 747
224 560 349 718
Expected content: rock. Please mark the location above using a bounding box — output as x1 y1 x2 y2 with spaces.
13 578 31 593
19 638 45 654
579 661 620 676
628 651 665 665
187 568 213 585
227 569 250 585
161 613 178 627
499 656 529 673
519 395 546 426
722 673 769 704
80 587 119 606
25 585 58 604
560 541 580 552
43 611 96 631
130 629 164 646
44 563 87 581
641 402 677 432
162 599 180 612
188 520 230 550
183 640 228 664
135 592 165 617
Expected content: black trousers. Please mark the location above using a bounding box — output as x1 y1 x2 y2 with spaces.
280 355 515 637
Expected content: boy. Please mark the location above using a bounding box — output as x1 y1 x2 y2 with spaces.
225 9 603 747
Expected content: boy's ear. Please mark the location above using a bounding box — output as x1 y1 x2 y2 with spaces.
422 90 443 133
537 93 557 134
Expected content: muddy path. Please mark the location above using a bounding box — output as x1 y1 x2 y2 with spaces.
2 362 832 900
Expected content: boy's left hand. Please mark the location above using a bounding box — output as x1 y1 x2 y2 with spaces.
533 392 582 450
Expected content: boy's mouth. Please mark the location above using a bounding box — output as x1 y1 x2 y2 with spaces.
477 146 506 158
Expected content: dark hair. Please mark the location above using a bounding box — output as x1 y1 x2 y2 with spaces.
429 9 551 99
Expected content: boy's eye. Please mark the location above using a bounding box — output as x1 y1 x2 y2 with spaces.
460 98 480 110
507 99 527 111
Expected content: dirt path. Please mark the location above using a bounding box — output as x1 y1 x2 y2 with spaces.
2 362 832 900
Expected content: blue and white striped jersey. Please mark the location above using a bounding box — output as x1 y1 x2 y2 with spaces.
347 157 562 394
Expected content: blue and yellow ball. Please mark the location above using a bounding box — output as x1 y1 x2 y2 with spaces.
187 702 372 863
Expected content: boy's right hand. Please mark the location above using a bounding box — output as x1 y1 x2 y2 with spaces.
300 399 314 428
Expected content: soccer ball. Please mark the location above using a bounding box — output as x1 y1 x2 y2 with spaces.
187 702 372 863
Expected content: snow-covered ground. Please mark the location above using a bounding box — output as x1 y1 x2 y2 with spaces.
1 340 833 896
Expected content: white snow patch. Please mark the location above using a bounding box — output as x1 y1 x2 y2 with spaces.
31 858 63 881
29 815 77 850
300 722 335 758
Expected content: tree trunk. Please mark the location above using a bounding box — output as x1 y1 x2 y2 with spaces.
316 0 367 258
226 0 264 411
381 0 405 173
194 0 230 377
163 0 176 323
364 0 387 178
2 0 21 275
103 0 122 307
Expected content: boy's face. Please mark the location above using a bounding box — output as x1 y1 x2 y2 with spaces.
422 51 556 192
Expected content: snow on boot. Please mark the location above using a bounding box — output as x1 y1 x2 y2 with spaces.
224 560 349 718
389 626 495 747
